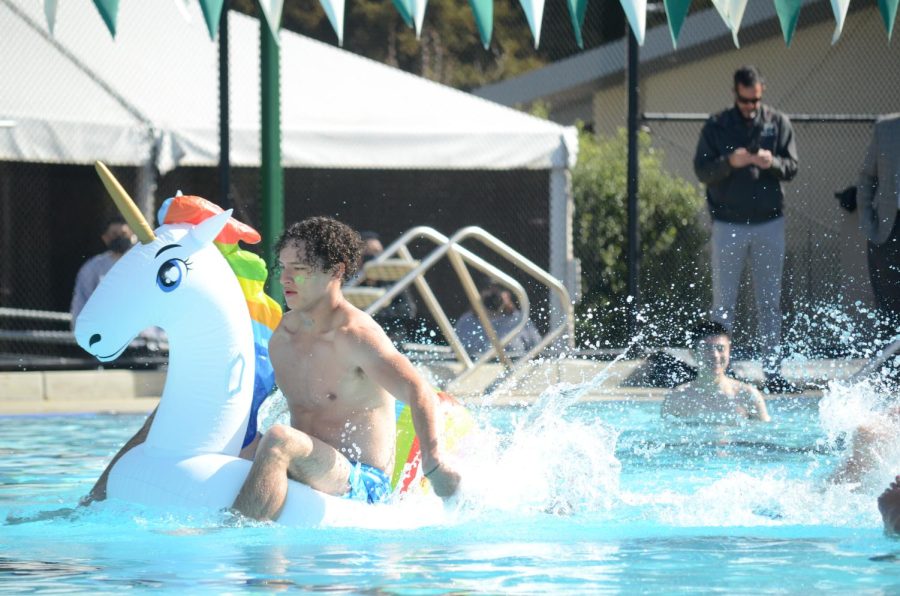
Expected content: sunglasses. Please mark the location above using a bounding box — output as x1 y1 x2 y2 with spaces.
736 95 762 105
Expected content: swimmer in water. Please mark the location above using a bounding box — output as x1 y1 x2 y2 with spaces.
828 403 900 486
661 319 771 425
879 475 900 536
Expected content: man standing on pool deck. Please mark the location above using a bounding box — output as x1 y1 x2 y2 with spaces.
231 217 460 519
661 320 771 424
693 65 799 395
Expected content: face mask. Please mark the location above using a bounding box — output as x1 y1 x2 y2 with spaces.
108 236 134 255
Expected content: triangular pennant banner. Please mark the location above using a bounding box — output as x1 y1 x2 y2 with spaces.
565 0 588 49
878 0 898 38
619 0 647 45
392 0 415 28
663 0 691 47
172 0 193 23
829 0 851 43
469 0 494 48
411 0 428 37
198 0 225 39
316 0 345 45
259 0 285 42
773 0 802 46
518 0 547 48
92 0 120 37
43 0 58 34
711 0 748 46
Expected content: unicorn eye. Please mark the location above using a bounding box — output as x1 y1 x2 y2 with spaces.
156 258 188 292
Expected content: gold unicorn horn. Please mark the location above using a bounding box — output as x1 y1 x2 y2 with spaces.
94 161 156 244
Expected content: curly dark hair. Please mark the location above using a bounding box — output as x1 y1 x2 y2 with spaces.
687 319 731 348
275 217 362 282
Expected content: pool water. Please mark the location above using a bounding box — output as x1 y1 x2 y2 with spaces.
2 395 900 593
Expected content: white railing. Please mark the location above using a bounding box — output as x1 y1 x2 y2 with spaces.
344 226 575 393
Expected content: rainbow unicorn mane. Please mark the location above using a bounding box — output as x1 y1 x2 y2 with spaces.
158 195 282 446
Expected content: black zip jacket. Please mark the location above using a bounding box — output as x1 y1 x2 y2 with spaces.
693 105 798 224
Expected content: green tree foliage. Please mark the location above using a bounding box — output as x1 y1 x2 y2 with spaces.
573 126 709 348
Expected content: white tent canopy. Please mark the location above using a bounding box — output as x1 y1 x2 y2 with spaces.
1 0 578 304
0 0 577 173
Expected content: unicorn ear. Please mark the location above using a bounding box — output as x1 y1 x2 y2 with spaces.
190 209 233 247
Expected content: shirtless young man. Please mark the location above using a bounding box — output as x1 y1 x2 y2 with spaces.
661 320 771 424
232 217 460 520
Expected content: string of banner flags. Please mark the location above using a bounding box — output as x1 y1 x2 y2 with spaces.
41 0 897 53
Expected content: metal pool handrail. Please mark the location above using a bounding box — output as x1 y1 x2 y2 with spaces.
344 226 575 393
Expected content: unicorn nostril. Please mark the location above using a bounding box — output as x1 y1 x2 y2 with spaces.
89 334 101 347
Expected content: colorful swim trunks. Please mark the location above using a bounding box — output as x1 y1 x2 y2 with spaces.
346 461 392 504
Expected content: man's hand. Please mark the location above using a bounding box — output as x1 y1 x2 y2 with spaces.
752 149 774 169
424 460 461 498
728 148 754 168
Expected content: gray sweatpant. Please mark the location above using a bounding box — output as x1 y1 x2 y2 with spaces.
710 218 785 374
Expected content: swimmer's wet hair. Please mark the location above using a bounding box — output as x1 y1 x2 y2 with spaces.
276 216 362 282
687 319 731 347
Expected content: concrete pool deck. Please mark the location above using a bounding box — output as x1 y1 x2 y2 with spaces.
0 355 862 415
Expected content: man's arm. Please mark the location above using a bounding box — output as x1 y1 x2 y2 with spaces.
762 114 799 181
348 325 460 498
744 386 771 422
69 263 94 325
693 120 733 185
80 408 155 505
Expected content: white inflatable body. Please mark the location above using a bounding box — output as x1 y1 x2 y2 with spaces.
74 211 399 527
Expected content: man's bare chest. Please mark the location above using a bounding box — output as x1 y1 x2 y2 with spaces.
271 331 368 410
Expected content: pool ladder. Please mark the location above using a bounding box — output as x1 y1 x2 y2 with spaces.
342 226 575 395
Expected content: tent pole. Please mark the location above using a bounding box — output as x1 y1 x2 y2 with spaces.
260 12 283 300
626 26 640 346
218 2 231 210
549 166 576 351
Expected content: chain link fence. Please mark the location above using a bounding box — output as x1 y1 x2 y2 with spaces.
0 159 556 367
3 0 898 368
632 115 879 359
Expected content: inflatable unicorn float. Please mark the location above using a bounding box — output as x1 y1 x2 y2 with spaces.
74 162 471 527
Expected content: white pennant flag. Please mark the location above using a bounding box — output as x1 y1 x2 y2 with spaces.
619 0 647 45
172 0 193 24
412 0 428 38
518 0 547 48
829 0 851 43
43 0 58 34
259 0 285 42
316 0 346 45
711 0 749 46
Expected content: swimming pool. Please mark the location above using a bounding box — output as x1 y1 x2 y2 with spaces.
2 393 899 593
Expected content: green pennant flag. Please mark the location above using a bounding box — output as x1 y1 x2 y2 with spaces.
392 0 415 28
878 0 898 38
92 0 119 37
773 0 801 46
566 0 587 49
198 0 225 39
469 0 493 49
663 0 691 47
